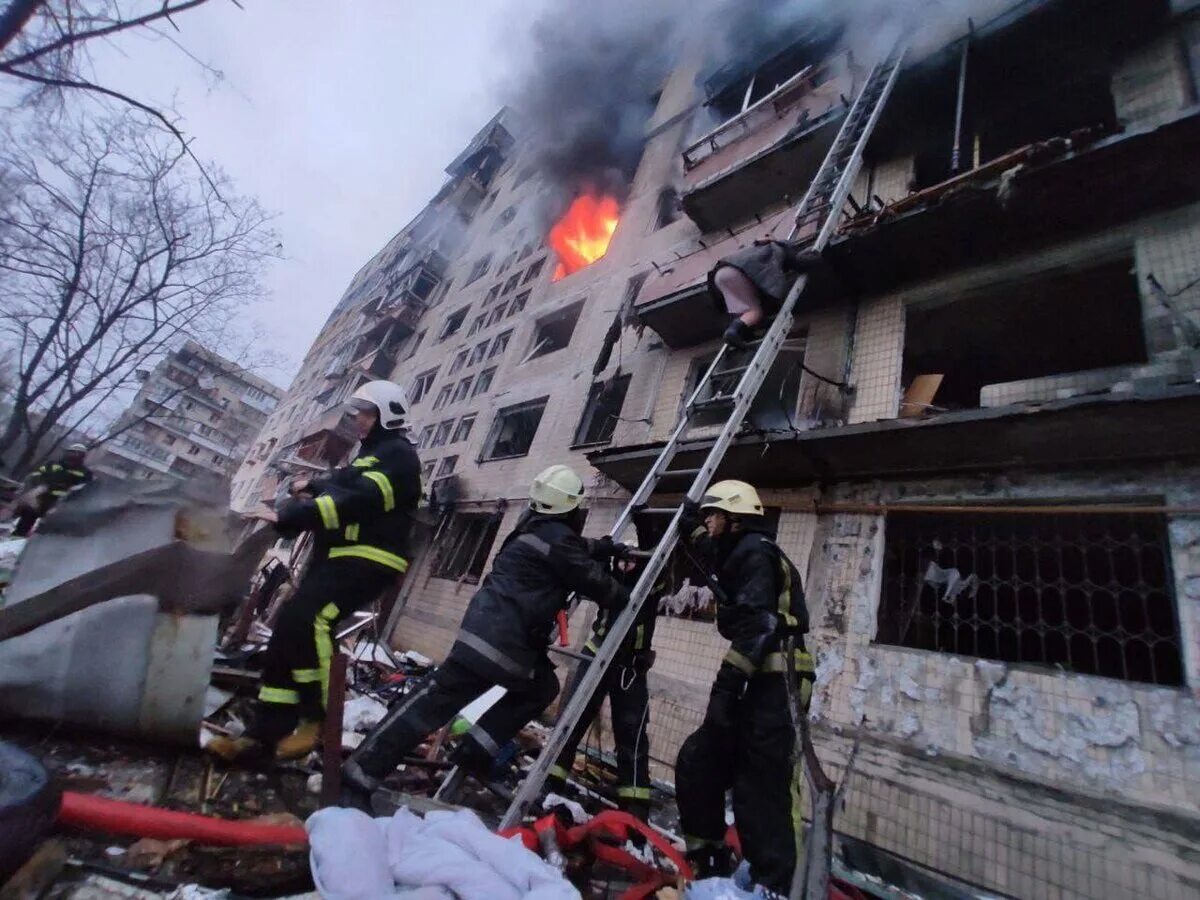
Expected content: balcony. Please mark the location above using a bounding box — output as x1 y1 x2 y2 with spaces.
681 50 855 232
589 383 1200 492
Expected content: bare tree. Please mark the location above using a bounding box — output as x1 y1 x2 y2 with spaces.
1 1 230 174
0 110 277 473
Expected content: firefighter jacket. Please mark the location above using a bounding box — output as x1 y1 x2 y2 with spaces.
583 559 661 661
31 459 93 499
450 510 630 686
682 512 811 689
274 427 420 575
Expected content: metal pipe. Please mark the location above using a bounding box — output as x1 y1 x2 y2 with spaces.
950 26 972 173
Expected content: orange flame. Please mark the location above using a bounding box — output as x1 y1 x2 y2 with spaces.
548 194 619 281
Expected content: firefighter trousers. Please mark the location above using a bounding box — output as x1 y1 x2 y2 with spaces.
249 557 395 744
345 655 559 787
675 673 811 896
548 649 652 810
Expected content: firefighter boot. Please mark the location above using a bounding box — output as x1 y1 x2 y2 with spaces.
206 735 268 764
275 720 321 761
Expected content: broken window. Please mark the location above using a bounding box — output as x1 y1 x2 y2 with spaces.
684 337 807 429
431 385 453 410
472 367 497 396
468 314 486 336
501 274 520 296
522 257 546 284
430 420 453 448
468 341 489 366
452 415 476 443
573 375 633 446
432 513 502 582
463 254 492 286
878 508 1183 686
438 307 469 341
452 377 473 404
489 331 512 359
901 259 1146 414
409 268 440 302
481 397 548 460
525 301 583 361
437 455 459 477
448 349 469 375
508 291 529 317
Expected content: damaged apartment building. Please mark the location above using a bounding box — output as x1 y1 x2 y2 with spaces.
233 0 1200 896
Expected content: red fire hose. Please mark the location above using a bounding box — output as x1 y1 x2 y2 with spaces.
58 791 308 846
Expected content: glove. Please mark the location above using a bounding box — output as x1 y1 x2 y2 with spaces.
592 535 631 560
677 498 703 540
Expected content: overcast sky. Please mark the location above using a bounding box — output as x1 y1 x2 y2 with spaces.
91 0 553 389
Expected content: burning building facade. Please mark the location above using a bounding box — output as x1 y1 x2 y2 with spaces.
235 1 1200 895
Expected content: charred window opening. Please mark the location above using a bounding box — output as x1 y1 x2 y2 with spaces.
432 512 502 582
878 508 1182 686
526 301 584 361
573 375 632 447
704 23 844 122
522 257 547 284
481 397 548 461
684 337 807 429
464 255 492 287
409 269 440 302
901 259 1146 414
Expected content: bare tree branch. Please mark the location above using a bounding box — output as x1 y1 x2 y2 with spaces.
0 109 278 475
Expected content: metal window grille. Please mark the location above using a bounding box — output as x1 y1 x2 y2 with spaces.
878 509 1183 686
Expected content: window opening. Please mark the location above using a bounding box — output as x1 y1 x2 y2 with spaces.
430 420 453 448
901 259 1146 414
522 257 546 284
439 307 469 341
452 415 476 443
878 508 1182 686
452 377 473 404
432 513 502 582
524 301 583 361
508 291 529 317
481 397 548 460
489 331 512 359
464 255 492 286
473 367 497 396
573 375 633 446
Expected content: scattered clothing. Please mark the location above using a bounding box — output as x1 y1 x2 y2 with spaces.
307 805 580 900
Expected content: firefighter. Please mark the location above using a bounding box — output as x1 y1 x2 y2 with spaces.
340 464 631 810
208 380 421 763
12 443 93 537
545 552 659 820
673 480 813 895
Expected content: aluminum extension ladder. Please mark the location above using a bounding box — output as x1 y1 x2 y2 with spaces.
498 42 907 830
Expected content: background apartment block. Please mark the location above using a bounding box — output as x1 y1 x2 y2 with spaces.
93 340 281 487
236 1 1200 896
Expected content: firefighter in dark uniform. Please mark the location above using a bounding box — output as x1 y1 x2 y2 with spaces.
341 464 631 810
673 480 814 896
208 380 421 762
545 553 660 820
12 443 93 536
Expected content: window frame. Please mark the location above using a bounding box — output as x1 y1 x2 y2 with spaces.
480 396 549 461
572 374 633 447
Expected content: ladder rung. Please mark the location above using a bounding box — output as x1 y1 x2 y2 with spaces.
689 395 735 412
712 365 750 379
548 645 592 662
657 467 702 479
638 507 680 516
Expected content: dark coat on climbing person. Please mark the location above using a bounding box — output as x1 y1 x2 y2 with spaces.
707 239 816 315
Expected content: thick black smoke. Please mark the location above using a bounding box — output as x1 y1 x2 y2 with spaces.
502 0 1019 227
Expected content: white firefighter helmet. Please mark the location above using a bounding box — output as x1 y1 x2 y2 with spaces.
700 479 764 516
66 443 88 453
529 464 585 514
349 380 411 430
